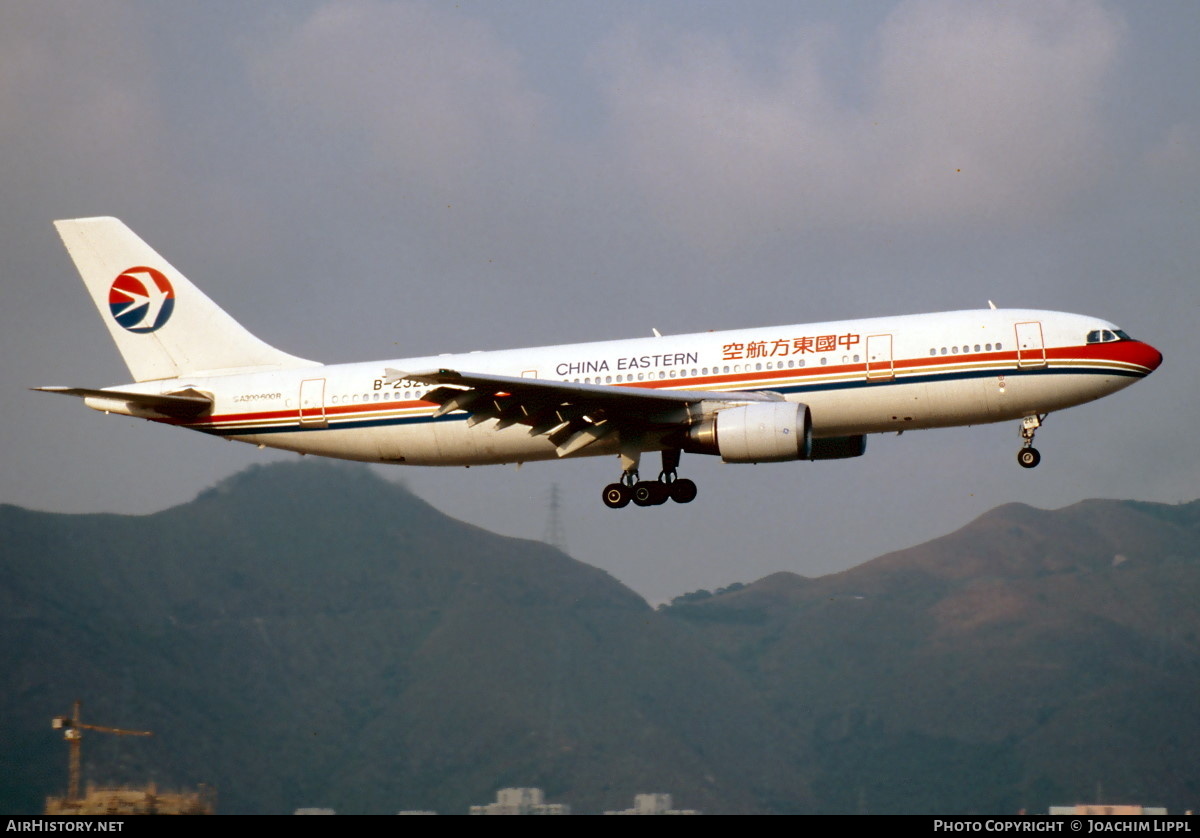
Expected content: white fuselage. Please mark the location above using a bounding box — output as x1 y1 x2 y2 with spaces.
87 307 1160 468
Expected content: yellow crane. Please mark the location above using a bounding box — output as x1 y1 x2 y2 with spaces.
51 700 153 802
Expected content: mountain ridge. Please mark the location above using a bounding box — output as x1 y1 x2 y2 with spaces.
3 462 1196 814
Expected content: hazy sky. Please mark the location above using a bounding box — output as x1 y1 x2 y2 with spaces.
3 1 1196 603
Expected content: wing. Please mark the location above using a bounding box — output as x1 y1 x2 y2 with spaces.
386 367 780 457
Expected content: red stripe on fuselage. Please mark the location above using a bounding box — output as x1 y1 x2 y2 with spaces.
164 341 1159 430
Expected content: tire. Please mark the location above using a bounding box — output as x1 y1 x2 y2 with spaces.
1017 448 1041 469
632 482 656 507
603 483 631 508
649 482 671 505
669 478 698 504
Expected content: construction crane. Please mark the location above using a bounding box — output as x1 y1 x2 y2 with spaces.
51 700 153 802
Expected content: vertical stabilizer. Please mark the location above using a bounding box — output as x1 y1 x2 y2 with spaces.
54 217 318 382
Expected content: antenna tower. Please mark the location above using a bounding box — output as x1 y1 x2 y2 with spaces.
543 483 568 554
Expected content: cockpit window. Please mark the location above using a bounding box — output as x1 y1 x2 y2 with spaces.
1086 328 1133 344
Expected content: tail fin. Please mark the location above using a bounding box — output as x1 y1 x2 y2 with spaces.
54 217 318 382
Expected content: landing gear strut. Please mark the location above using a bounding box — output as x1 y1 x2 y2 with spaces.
602 449 697 508
1017 414 1045 469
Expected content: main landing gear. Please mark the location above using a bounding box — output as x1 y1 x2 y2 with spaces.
1017 414 1045 469
602 449 697 508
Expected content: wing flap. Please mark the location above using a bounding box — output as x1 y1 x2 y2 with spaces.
386 367 779 457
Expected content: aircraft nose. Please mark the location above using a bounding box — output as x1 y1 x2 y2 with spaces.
1134 341 1163 373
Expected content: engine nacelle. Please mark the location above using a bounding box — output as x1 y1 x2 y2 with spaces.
809 434 867 460
686 402 813 463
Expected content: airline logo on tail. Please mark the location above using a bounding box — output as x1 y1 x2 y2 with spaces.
109 267 174 333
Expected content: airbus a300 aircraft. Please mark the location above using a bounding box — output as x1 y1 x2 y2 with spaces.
39 217 1162 508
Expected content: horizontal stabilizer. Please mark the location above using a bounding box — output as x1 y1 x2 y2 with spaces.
34 386 212 418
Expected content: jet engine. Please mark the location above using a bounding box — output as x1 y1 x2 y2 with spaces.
686 402 812 463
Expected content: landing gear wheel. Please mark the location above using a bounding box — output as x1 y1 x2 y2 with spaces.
632 481 670 507
603 483 631 508
1016 415 1045 470
669 478 698 504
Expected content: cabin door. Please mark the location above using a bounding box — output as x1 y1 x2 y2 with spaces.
866 334 894 380
1015 321 1047 368
299 378 328 426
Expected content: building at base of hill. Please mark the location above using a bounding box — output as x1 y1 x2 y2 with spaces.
469 787 569 815
46 783 215 815
605 793 700 815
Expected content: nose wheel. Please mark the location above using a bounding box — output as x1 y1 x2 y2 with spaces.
1017 414 1045 469
602 449 697 508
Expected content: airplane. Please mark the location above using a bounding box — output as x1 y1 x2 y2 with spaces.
37 217 1162 508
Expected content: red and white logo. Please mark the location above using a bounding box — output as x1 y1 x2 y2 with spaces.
109 267 175 333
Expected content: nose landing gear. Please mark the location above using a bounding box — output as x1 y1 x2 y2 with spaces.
1017 414 1045 469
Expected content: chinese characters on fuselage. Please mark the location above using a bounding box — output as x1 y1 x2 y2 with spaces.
723 333 861 361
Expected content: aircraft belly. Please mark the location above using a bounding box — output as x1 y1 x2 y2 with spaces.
806 368 1129 437
989 371 1130 419
803 379 940 436
805 376 1006 436
232 429 384 463
376 417 564 466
